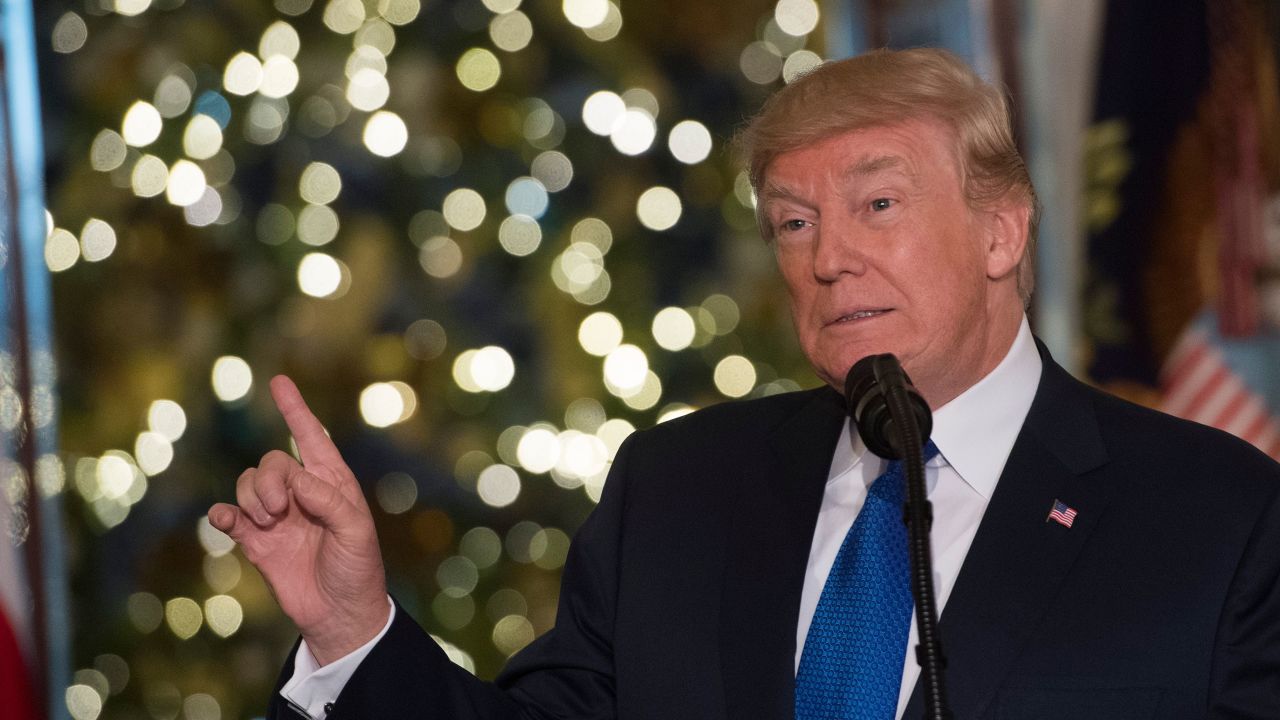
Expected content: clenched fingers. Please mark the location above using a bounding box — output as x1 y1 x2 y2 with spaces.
235 467 275 527
207 502 246 538
256 450 301 515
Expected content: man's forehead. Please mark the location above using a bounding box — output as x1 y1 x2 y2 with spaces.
761 151 917 199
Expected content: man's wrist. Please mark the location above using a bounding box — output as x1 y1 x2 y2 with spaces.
303 598 394 666
281 598 396 719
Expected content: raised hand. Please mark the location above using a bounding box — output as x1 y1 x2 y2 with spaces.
208 375 388 665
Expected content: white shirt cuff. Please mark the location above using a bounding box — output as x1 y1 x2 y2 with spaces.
278 597 396 719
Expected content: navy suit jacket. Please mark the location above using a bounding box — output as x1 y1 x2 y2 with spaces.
271 351 1280 719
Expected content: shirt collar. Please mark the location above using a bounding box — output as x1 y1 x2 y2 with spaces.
929 315 1042 499
826 316 1042 496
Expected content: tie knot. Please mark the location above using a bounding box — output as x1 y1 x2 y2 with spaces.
869 439 939 503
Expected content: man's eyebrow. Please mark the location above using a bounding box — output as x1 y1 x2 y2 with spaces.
846 154 908 179
759 182 806 204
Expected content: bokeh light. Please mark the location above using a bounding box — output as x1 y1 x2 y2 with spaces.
456 48 501 92
347 67 390 111
610 109 656 155
183 694 221 720
260 20 301 59
636 186 682 230
259 55 301 98
163 597 202 640
714 355 757 397
783 49 823 83
443 188 487 231
472 346 516 391
297 204 340 246
490 11 534 52
65 684 102 720
531 151 573 192
134 432 173 476
477 464 521 507
89 130 126 172
740 41 783 84
299 162 342 204
582 2 623 41
563 0 608 28
774 0 820 36
668 120 713 164
360 381 417 427
419 236 463 278
182 115 223 160
165 160 207 207
147 399 187 441
498 215 542 256
52 12 88 54
578 312 623 356
130 154 169 197
504 177 549 218
114 0 152 16
364 111 409 157
581 91 625 136
375 472 418 514
297 252 344 297
492 614 535 655
45 228 79 272
652 307 696 351
203 595 244 637
121 101 162 147
324 0 367 33
223 52 264 96
380 0 421 23
210 356 252 402
79 219 116 263
603 344 647 392
155 73 195 119
516 427 559 474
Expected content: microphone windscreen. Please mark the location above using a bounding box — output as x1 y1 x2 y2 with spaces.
843 354 931 459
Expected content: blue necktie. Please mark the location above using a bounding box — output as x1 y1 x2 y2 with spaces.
795 441 940 720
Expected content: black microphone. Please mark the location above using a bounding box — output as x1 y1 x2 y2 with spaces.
843 353 932 459
843 353 953 720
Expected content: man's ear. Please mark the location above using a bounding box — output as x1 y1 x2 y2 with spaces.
983 200 1031 281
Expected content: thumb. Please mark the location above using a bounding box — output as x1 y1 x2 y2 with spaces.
208 503 249 540
288 469 362 533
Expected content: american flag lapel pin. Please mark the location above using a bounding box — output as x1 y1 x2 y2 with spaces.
1046 499 1078 528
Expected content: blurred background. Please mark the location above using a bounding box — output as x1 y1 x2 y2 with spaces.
2 0 1278 719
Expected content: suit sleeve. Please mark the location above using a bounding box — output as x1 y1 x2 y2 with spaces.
1209 466 1280 718
266 432 637 720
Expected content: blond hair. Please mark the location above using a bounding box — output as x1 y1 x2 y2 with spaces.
736 48 1039 305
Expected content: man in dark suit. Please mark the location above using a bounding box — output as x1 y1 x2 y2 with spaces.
209 48 1280 719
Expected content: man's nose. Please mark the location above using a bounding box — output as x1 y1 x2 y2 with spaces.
812 223 867 282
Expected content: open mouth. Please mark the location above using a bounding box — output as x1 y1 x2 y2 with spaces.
831 309 890 324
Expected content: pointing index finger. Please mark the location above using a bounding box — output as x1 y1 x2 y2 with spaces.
270 375 345 469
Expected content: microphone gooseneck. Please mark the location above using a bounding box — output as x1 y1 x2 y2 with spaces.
844 354 952 720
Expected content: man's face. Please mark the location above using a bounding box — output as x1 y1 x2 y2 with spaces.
761 118 1021 408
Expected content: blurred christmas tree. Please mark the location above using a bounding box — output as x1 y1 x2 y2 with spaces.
37 0 828 717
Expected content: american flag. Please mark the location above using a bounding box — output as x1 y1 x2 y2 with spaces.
1160 327 1280 460
1047 500 1078 528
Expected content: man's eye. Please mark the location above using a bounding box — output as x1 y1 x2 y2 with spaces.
870 198 894 211
780 219 809 232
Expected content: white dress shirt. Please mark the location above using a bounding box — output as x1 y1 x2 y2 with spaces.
284 317 1042 718
795 316 1042 718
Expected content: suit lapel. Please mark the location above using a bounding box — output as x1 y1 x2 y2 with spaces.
903 352 1111 719
720 387 845 720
